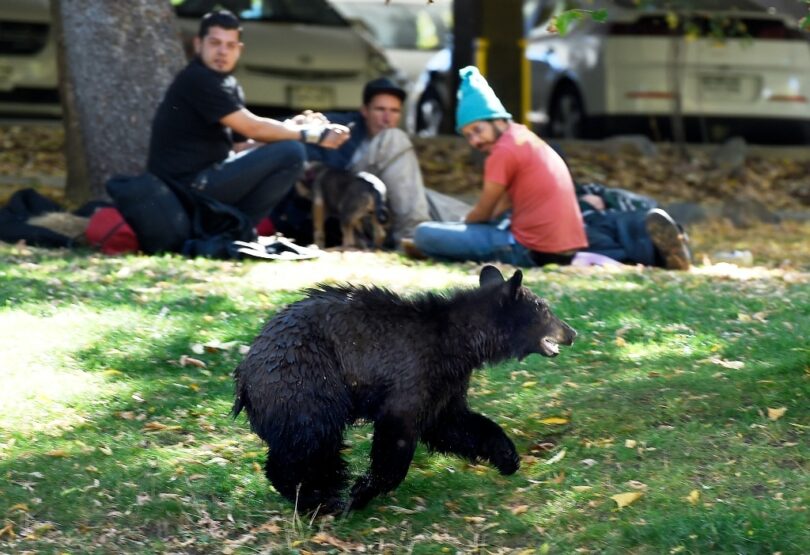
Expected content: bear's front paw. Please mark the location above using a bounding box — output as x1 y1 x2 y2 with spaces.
494 448 520 475
486 437 520 475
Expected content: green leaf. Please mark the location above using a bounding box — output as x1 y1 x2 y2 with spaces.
554 10 584 36
800 15 810 31
591 9 609 23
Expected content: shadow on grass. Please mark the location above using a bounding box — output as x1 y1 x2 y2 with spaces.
1 262 807 552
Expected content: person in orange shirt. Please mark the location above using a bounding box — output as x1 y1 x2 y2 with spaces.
411 66 690 270
411 66 587 267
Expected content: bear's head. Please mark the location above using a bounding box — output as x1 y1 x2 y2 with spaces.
479 265 577 359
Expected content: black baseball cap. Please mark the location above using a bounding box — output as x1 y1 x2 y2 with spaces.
362 77 406 105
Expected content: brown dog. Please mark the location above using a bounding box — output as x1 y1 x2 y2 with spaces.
301 166 389 249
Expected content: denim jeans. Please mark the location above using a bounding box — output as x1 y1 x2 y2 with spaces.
413 220 537 267
192 141 305 225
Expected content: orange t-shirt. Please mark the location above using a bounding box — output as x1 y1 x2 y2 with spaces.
485 124 588 253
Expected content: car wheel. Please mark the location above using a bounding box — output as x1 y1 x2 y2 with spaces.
416 89 445 137
549 86 586 139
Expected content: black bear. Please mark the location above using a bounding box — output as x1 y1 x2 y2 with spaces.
233 265 577 513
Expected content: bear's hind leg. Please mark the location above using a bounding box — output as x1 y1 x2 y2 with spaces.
265 443 349 514
349 414 417 510
422 403 519 475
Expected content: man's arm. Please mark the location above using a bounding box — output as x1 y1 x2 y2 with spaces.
221 109 349 148
465 180 507 223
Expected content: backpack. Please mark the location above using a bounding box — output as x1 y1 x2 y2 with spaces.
85 207 140 254
105 172 257 259
105 172 192 254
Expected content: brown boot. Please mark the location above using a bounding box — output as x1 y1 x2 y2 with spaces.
644 208 691 270
400 237 428 260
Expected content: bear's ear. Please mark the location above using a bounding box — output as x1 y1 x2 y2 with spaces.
507 269 523 299
479 265 505 287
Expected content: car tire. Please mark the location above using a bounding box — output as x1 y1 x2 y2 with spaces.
548 85 586 139
416 88 446 137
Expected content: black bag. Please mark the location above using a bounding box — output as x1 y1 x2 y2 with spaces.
106 173 192 254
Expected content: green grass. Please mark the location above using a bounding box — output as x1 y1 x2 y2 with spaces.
0 243 808 554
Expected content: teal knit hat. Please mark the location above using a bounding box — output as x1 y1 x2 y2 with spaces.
455 66 511 132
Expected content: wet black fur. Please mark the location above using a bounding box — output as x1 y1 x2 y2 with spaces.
232 265 576 513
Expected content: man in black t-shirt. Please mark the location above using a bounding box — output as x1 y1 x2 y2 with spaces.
147 9 350 225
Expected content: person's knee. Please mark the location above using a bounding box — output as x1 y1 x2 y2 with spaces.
413 222 448 251
256 140 306 168
275 140 307 167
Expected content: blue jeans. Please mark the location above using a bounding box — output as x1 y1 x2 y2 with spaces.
192 141 305 225
413 220 537 267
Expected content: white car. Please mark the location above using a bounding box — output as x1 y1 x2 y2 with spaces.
0 0 59 117
330 0 452 87
0 0 402 117
526 0 810 143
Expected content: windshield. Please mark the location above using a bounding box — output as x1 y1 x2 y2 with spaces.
334 1 451 50
173 0 348 26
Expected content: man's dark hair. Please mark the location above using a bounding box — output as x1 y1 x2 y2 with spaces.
362 77 406 106
198 9 242 39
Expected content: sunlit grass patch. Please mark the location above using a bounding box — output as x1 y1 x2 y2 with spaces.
0 307 159 435
0 243 807 553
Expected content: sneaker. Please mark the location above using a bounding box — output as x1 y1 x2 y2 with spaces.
644 208 691 270
400 237 428 260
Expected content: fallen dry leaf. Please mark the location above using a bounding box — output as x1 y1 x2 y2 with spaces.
539 417 569 425
710 357 744 369
0 523 16 539
510 504 530 515
767 407 787 421
545 448 567 465
611 491 644 508
252 522 282 534
179 355 207 368
686 489 701 505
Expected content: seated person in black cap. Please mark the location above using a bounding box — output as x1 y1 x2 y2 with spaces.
299 77 469 247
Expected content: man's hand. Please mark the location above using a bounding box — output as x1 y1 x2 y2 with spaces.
318 124 351 149
580 194 605 211
288 110 329 126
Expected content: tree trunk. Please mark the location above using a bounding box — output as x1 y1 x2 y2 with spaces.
51 0 185 204
479 0 523 122
451 0 523 133
451 0 482 132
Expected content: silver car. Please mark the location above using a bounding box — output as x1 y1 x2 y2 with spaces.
0 0 402 117
527 0 810 143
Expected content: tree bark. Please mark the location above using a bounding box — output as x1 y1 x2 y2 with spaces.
51 0 185 203
451 0 523 133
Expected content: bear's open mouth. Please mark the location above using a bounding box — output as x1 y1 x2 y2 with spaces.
540 337 560 357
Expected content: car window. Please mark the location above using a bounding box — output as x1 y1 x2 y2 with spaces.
172 0 348 26
334 2 451 50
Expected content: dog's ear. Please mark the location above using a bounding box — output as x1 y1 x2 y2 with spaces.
479 265 505 287
507 269 523 299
